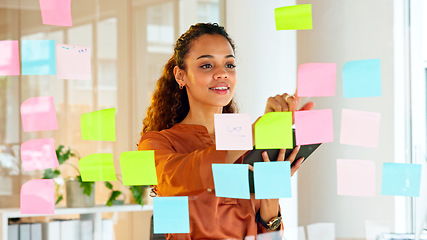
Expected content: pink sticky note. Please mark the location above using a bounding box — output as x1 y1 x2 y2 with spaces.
39 0 72 26
20 179 55 214
56 44 91 80
337 159 376 197
0 40 20 76
21 138 59 171
297 63 336 97
340 109 381 148
21 96 58 132
294 109 334 145
214 113 253 150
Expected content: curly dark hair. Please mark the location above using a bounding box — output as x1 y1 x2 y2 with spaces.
142 23 238 133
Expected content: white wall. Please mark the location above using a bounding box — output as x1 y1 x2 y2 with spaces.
296 0 396 238
225 1 299 239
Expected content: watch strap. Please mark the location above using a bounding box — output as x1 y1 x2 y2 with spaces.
255 210 282 230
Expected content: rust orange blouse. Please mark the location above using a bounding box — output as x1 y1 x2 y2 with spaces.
138 123 281 239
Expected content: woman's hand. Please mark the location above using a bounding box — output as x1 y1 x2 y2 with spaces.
264 90 315 121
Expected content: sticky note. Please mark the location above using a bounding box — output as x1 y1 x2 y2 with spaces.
297 63 336 97
0 40 20 76
21 40 56 75
307 223 335 240
39 0 72 26
120 151 157 186
214 113 252 150
254 161 291 199
56 44 91 80
275 4 312 30
20 179 54 214
336 159 376 197
79 153 117 181
21 96 58 132
254 112 293 149
21 138 59 171
381 163 422 197
212 164 250 199
343 59 381 98
294 109 333 145
81 108 116 141
340 109 381 148
153 196 190 234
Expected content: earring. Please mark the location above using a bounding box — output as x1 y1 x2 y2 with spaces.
179 84 184 90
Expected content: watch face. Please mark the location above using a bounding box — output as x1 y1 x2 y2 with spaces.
269 217 282 230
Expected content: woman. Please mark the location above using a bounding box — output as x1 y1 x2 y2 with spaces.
138 23 313 239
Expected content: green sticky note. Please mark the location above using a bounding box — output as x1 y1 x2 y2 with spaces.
120 151 158 186
254 112 293 149
275 4 313 30
81 108 116 141
79 153 117 181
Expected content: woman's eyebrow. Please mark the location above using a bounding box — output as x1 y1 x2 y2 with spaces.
196 54 235 60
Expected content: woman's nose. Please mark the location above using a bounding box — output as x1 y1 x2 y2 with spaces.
214 69 228 79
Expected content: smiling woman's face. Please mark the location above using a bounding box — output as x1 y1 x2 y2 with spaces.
176 34 236 109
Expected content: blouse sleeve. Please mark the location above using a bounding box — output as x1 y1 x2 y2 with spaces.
138 131 227 196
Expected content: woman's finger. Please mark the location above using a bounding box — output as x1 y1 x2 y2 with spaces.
285 146 300 165
276 149 286 162
283 94 297 113
265 96 283 113
298 101 315 111
261 151 271 162
248 164 254 172
291 157 304 176
274 94 288 112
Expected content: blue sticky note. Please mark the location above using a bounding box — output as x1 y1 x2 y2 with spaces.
153 196 190 234
343 59 381 98
254 161 291 199
212 164 250 199
381 163 422 197
21 40 56 75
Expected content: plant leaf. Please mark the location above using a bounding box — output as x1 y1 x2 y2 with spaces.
78 178 94 196
106 190 121 206
129 186 143 205
105 181 113 190
42 169 60 179
55 195 63 205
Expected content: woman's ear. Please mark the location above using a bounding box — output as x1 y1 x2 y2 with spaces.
173 66 185 87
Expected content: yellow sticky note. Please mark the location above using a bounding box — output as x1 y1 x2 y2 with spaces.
120 151 158 186
254 112 293 149
275 4 313 30
81 108 116 141
79 153 117 181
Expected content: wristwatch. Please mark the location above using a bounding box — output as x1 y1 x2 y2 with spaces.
256 210 282 230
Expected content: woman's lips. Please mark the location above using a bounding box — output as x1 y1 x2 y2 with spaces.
209 86 230 95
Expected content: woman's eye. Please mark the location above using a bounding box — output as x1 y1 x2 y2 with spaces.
226 63 236 69
200 64 212 69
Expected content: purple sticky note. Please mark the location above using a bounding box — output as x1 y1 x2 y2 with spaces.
337 159 376 197
20 179 55 214
56 44 91 80
39 0 72 26
340 109 381 148
294 109 334 145
21 96 58 132
21 138 59 171
0 40 20 76
297 63 336 97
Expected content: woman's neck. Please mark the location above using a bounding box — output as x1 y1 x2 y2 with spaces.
181 106 223 134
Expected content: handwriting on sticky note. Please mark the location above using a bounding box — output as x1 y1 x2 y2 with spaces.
21 40 56 75
212 164 250 199
254 112 293 149
21 96 58 132
21 138 59 171
297 63 336 97
79 153 117 181
81 108 116 141
153 196 190 234
294 109 334 145
214 113 252 150
39 0 72 26
120 151 157 186
337 159 376 197
254 161 291 199
20 179 54 214
57 44 91 80
275 4 312 30
343 59 381 98
340 109 381 148
0 40 20 76
381 163 422 197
